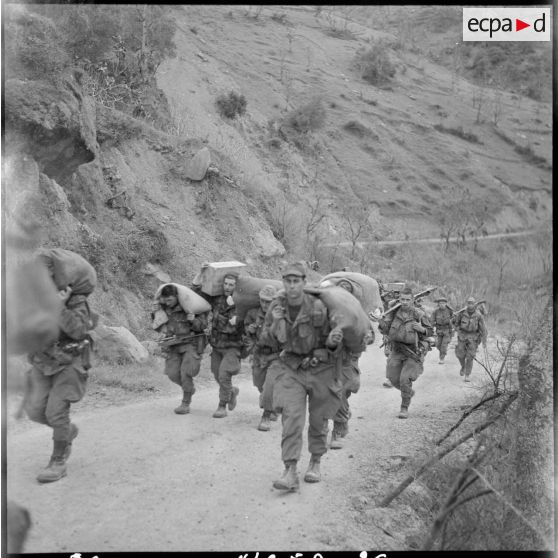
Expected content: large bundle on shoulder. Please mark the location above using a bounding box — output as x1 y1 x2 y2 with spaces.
303 285 370 353
232 276 283 320
37 248 97 296
153 282 211 329
320 271 382 314
6 256 62 355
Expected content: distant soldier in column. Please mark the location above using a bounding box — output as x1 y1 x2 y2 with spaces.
193 266 244 418
155 284 209 415
243 285 280 431
378 287 433 419
329 279 372 449
430 295 454 364
452 296 487 382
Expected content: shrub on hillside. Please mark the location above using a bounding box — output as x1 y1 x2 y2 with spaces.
216 91 247 119
355 44 396 85
283 97 327 134
4 8 70 81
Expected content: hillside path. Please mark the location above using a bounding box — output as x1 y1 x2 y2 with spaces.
7 341 482 552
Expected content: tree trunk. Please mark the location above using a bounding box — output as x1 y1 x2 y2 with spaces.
501 301 554 549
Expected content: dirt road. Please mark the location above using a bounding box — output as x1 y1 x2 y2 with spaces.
7 341 481 553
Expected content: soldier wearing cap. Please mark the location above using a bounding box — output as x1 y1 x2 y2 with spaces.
244 285 280 431
452 296 487 382
192 267 243 418
378 287 433 419
430 295 454 364
260 261 344 491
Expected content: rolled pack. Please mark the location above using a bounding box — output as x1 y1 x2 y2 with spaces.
6 258 62 355
320 271 382 314
232 276 283 319
304 285 370 353
37 248 97 296
153 282 211 329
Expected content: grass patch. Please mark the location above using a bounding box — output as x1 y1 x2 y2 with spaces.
433 124 482 144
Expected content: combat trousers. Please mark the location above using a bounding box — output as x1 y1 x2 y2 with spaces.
272 359 342 462
333 359 361 433
435 329 452 359
386 350 423 408
210 347 241 403
455 336 479 377
164 344 202 397
25 364 87 442
252 351 278 412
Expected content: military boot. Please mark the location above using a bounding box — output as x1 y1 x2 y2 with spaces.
228 386 240 411
37 441 67 484
273 461 299 491
257 411 271 432
269 411 279 421
174 392 192 415
398 406 409 419
304 455 322 483
63 423 79 460
439 356 445 364
383 378 393 388
330 430 344 450
213 403 228 418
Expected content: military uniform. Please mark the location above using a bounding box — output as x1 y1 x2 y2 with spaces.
452 307 487 380
159 304 208 413
25 293 95 482
260 291 343 482
244 306 280 428
207 294 244 410
330 351 362 448
378 304 433 417
430 305 454 362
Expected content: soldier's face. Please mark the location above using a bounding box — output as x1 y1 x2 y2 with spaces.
400 294 413 308
260 299 271 313
162 294 178 308
438 301 447 308
223 278 236 296
283 275 305 303
467 301 475 310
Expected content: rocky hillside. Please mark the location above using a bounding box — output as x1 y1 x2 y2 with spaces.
4 4 552 344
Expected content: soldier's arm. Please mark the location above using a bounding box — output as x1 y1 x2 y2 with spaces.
420 313 434 337
478 315 488 343
259 300 282 345
189 311 208 333
59 299 91 340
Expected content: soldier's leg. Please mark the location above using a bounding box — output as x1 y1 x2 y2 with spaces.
440 331 451 360
180 345 201 398
464 340 478 379
252 354 266 395
164 352 182 386
276 366 308 463
386 353 405 390
46 366 87 443
24 368 51 426
220 348 241 410
399 359 423 412
305 365 342 481
210 349 228 417
455 339 466 375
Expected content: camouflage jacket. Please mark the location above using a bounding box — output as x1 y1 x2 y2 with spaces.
29 294 94 375
452 309 487 342
259 293 333 357
161 304 208 352
430 307 454 331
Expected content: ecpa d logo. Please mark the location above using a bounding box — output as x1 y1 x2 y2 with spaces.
463 7 551 41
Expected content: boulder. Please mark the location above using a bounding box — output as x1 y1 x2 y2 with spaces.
184 147 211 181
91 324 149 363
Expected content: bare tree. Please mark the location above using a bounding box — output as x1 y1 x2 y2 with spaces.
342 203 371 259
